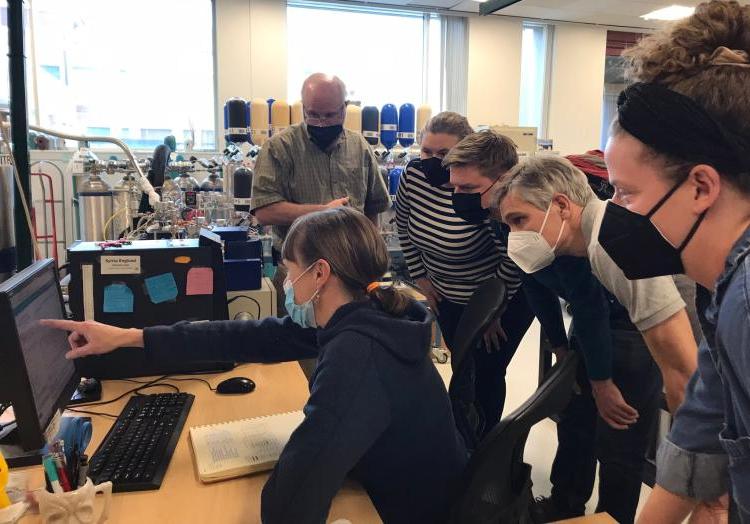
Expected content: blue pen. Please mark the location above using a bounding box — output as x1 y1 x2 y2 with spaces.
42 456 63 494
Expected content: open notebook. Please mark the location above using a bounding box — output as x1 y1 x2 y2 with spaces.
189 411 305 483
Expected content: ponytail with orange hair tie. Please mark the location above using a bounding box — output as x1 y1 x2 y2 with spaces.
366 282 380 294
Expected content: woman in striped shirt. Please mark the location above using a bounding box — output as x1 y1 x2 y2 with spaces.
396 113 534 446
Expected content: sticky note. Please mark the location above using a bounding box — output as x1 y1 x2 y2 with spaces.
186 267 214 296
174 256 191 264
103 283 134 313
144 273 179 304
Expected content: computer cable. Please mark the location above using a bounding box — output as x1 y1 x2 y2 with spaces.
227 295 262 319
118 375 217 392
70 375 171 408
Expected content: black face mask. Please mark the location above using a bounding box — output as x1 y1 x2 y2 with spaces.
307 124 343 151
452 192 489 224
420 156 450 187
598 179 707 280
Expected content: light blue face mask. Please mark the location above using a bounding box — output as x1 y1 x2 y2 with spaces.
283 262 320 329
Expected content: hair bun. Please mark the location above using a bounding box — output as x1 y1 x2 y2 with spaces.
625 0 750 84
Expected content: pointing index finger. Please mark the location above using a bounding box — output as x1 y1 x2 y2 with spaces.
40 318 83 331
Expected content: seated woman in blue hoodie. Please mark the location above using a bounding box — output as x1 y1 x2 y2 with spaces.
43 207 467 524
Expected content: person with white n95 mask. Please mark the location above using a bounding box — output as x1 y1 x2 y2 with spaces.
489 154 699 523
506 201 566 274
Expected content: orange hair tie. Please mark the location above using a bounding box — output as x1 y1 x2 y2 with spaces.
366 282 380 294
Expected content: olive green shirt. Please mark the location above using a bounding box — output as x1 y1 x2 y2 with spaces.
251 123 390 249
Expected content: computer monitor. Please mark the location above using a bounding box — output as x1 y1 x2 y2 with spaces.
0 259 80 465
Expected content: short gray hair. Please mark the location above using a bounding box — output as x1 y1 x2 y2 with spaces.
495 155 596 211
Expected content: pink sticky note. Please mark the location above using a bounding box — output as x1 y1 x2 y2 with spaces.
186 267 214 296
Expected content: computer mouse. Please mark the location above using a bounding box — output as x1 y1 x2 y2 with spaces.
216 377 256 395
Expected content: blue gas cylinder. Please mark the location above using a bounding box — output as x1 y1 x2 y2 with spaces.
397 103 416 148
380 103 398 150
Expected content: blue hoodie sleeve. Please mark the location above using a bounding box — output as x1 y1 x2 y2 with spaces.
261 331 391 524
142 316 320 364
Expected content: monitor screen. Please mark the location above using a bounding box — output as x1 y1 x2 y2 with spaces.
0 259 78 448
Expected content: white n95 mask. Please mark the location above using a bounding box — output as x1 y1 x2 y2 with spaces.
507 203 566 274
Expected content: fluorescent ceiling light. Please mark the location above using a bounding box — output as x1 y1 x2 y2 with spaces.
471 0 489 2
641 5 695 20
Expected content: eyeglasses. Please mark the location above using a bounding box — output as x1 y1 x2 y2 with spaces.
304 104 346 127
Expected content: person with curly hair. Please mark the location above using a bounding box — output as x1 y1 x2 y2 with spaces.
596 1 750 521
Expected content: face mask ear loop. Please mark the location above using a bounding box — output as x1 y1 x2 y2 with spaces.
292 260 319 285
551 220 567 251
480 173 503 196
646 177 687 219
539 201 554 235
677 211 708 252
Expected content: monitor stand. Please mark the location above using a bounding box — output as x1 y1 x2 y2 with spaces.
0 423 44 468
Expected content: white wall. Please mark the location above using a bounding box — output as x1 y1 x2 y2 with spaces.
466 16 523 128
213 0 288 149
546 24 607 155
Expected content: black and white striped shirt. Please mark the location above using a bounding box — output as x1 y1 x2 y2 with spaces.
395 160 522 305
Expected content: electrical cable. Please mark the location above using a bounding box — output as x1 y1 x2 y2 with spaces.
66 378 181 418
227 294 262 319
65 408 117 419
70 375 170 408
117 375 217 392
101 207 127 239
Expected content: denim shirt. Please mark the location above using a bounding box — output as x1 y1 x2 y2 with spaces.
656 225 750 519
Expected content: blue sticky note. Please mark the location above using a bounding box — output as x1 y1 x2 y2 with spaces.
103 283 134 313
144 273 179 304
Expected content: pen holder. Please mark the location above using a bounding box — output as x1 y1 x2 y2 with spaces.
36 479 112 524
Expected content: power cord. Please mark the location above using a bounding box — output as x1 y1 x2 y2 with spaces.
227 295 262 319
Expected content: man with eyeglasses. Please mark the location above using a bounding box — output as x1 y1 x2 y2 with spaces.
252 73 390 345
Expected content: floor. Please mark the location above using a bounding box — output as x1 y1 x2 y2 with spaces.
434 319 653 521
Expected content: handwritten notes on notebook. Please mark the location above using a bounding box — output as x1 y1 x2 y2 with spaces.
189 411 304 483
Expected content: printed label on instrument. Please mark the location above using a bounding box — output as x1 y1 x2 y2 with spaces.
380 124 397 131
397 132 415 138
362 131 379 138
100 255 141 275
234 198 252 205
226 127 249 135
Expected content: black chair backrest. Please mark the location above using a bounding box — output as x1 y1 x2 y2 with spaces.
449 352 579 524
450 278 507 373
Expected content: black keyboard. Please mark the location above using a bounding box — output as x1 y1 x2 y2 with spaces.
88 392 194 492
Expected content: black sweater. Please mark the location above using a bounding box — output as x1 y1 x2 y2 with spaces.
144 300 467 523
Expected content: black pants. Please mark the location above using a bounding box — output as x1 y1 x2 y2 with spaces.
550 328 662 524
437 291 534 447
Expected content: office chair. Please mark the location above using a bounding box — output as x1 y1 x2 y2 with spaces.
450 277 508 373
448 352 579 524
448 277 507 448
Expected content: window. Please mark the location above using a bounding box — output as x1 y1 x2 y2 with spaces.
30 0 215 150
0 2 34 111
287 3 441 111
519 23 552 138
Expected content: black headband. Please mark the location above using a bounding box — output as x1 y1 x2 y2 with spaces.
617 82 749 175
